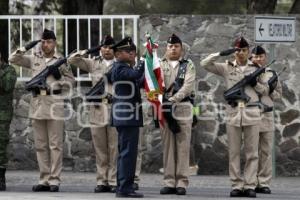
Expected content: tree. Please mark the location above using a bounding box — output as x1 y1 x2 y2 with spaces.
247 0 278 14
290 0 300 13
62 0 103 54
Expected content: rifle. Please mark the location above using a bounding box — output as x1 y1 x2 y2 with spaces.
85 68 113 103
25 58 67 95
162 96 181 134
268 66 286 90
223 60 275 107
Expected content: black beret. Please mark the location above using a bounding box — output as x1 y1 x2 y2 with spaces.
42 29 56 40
234 36 249 48
100 35 115 46
112 37 134 51
251 45 266 55
167 33 182 45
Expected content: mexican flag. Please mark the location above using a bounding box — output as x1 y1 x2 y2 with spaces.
144 34 165 126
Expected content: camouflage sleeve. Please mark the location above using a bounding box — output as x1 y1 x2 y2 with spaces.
8 49 33 68
169 60 196 103
0 66 17 93
200 53 227 77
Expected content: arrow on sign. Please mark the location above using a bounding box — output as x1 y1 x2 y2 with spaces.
259 23 264 36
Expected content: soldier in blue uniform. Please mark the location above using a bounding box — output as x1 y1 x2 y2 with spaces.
110 37 144 198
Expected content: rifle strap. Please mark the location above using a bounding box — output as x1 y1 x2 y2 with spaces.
164 60 188 94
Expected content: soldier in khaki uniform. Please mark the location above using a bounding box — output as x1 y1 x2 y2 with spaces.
250 46 282 194
68 35 118 193
9 29 75 192
200 37 269 198
159 34 195 196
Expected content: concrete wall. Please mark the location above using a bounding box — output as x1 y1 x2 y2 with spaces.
8 15 300 176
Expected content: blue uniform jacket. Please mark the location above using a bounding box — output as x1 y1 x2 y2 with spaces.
110 61 144 127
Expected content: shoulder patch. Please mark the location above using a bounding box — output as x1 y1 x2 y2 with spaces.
188 62 195 70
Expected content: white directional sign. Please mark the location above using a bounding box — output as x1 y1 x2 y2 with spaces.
255 16 296 43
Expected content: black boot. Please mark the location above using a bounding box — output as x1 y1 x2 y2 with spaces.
0 168 6 191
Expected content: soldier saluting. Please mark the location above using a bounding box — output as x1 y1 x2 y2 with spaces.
159 34 196 196
9 29 75 192
0 51 17 191
68 35 118 193
250 46 282 194
201 37 269 198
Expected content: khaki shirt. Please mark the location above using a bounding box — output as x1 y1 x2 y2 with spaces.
68 55 113 126
258 68 282 132
9 50 75 120
160 58 196 121
200 53 269 127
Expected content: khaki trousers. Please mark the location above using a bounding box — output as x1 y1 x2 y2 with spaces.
257 131 273 187
226 124 259 190
91 125 118 186
161 120 192 188
32 119 64 186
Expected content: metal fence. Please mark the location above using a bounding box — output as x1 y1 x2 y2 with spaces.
0 15 139 81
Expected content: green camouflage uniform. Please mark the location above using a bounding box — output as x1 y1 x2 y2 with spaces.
0 63 17 168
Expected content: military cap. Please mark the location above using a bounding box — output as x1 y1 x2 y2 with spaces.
234 36 249 48
129 43 136 51
251 45 266 55
100 35 115 46
167 33 182 45
112 36 134 51
42 29 56 40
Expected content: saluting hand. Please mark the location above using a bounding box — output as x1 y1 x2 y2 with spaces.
219 48 240 56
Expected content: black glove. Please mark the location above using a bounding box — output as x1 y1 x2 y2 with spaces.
48 65 61 80
162 98 181 134
24 40 41 51
86 46 101 54
219 48 239 56
268 75 278 94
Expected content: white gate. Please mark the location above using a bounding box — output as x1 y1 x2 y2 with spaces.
0 15 139 81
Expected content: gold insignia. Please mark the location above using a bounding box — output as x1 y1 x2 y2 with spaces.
238 102 245 108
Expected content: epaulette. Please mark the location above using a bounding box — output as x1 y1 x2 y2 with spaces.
93 55 102 61
179 58 189 63
249 63 260 68
226 60 234 67
34 51 43 58
161 57 167 62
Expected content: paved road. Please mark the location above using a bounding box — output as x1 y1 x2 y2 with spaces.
1 170 300 199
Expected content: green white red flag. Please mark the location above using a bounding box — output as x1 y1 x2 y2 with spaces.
144 34 165 126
